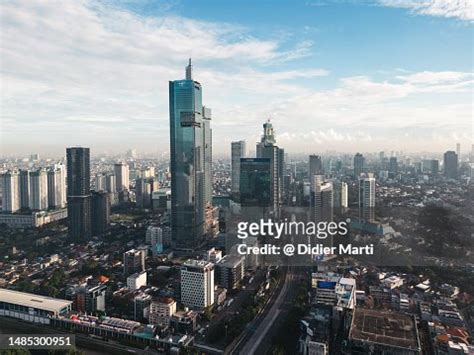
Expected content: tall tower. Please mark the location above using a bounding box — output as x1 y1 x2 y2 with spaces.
29 169 48 210
256 120 282 216
67 147 91 238
169 59 212 250
358 173 375 222
231 141 246 198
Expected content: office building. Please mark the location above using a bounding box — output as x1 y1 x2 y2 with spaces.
239 158 272 208
309 155 323 177
422 159 439 175
353 153 365 178
0 288 72 325
67 147 91 238
127 271 147 290
136 177 158 208
444 151 458 179
169 59 212 250
231 140 246 198
29 169 48 211
149 298 177 327
105 173 118 206
95 173 106 191
123 248 146 276
215 255 245 290
389 157 398 175
91 190 110 236
333 181 348 210
310 176 333 223
359 173 376 222
256 120 282 216
180 259 214 310
74 284 107 313
1 171 20 212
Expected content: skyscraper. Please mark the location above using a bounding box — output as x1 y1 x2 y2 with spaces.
310 176 333 223
443 151 458 179
358 173 376 222
1 171 20 213
29 169 48 211
91 190 110 236
239 158 272 208
67 147 91 238
169 59 212 250
456 143 461 158
256 120 282 216
353 153 365 178
231 140 246 198
309 155 323 177
389 157 398 175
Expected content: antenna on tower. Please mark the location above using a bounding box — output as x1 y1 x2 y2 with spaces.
185 58 193 80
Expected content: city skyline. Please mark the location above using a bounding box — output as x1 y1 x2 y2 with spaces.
1 0 473 156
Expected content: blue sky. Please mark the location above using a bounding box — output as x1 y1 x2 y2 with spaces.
1 0 472 156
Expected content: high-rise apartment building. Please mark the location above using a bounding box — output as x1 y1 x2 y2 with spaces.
47 164 66 209
359 173 376 222
180 259 214 310
169 59 212 250
231 140 246 198
310 176 334 223
19 170 30 209
123 248 146 276
114 162 129 192
66 147 91 238
29 169 48 211
1 171 20 213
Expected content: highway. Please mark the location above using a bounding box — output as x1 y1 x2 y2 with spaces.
227 265 300 355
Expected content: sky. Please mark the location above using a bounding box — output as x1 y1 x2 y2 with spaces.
0 0 473 157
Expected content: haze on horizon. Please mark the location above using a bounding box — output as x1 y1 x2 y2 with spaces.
0 0 473 157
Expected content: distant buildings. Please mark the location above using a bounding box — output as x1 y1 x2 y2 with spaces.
444 151 458 179
170 59 212 250
67 147 91 238
180 259 214 310
231 140 246 198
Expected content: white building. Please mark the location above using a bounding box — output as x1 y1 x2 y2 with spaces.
127 271 147 290
114 162 129 192
47 165 66 209
181 259 214 310
2 171 20 212
29 169 48 211
146 226 164 256
149 298 177 326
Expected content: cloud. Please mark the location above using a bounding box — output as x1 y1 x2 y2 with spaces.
0 0 472 156
378 0 474 21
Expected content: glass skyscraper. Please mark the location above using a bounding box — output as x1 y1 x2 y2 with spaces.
169 59 212 250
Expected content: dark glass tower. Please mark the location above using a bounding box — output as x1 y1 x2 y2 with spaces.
66 147 91 238
169 59 212 250
91 190 110 236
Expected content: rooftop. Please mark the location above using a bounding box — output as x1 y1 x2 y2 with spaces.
349 308 420 350
0 288 72 313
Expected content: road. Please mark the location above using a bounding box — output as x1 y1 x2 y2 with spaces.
227 265 300 355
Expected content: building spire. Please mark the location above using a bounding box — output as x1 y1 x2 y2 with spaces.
185 58 193 80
